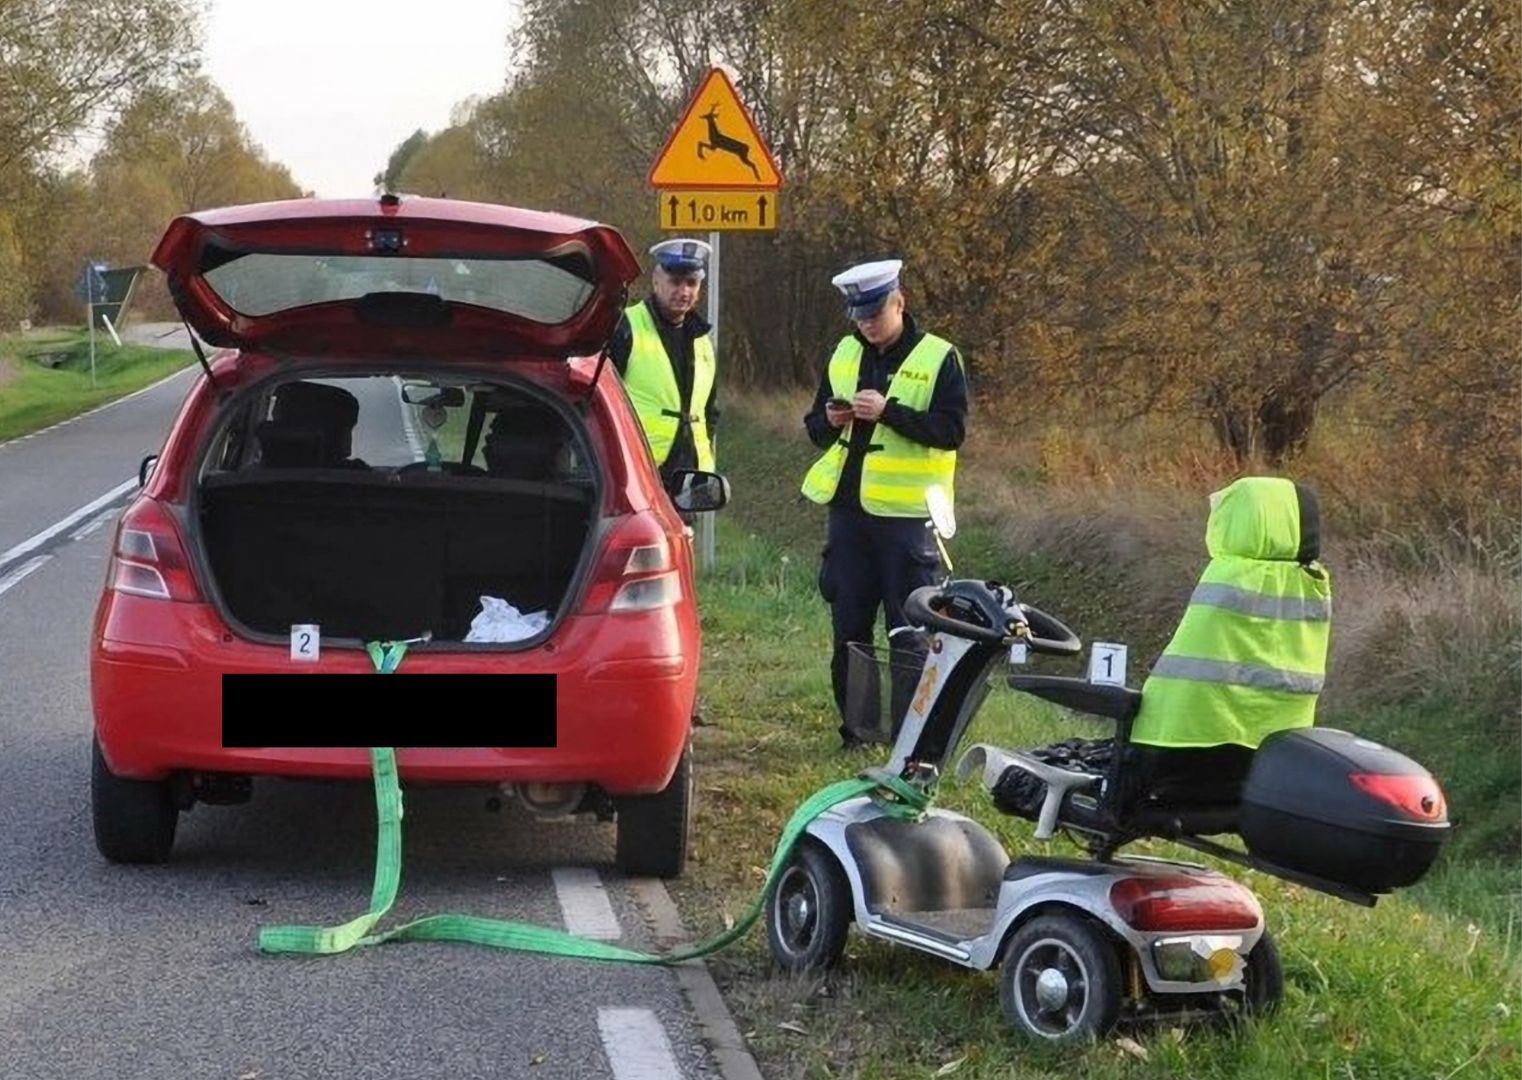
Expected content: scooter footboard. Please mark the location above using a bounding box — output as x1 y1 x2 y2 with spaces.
843 811 1011 917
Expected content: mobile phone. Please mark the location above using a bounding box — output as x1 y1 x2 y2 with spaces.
827 397 852 409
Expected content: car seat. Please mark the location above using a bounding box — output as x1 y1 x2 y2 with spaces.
255 421 330 468
483 406 567 482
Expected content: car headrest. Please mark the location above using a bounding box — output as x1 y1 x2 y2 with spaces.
272 381 360 431
484 408 565 480
256 420 329 467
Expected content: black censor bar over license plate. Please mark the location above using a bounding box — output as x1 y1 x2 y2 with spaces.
221 674 557 748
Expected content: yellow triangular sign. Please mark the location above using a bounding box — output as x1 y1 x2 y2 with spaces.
648 67 782 190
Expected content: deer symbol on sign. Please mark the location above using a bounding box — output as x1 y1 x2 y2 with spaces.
697 104 762 180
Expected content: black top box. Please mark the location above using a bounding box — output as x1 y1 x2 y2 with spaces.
1240 728 1450 893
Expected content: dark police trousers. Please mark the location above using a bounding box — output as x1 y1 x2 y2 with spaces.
818 506 938 737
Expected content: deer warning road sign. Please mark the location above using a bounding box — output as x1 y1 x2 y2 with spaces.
648 67 782 190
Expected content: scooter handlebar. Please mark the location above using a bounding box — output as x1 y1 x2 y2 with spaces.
903 584 1083 656
904 585 1006 643
1016 603 1083 657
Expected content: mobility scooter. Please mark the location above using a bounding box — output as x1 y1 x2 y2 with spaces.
765 486 1450 1043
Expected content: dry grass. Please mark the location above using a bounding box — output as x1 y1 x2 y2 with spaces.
749 389 1517 693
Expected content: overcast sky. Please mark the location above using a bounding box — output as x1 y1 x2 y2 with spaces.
203 0 518 198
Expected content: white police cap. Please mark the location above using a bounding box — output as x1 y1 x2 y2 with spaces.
831 259 903 319
649 238 712 278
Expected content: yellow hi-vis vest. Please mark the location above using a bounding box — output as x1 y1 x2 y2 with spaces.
1130 477 1332 749
800 333 958 517
622 301 715 471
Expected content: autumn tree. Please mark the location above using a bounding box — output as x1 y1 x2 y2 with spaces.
0 0 198 179
1338 0 1521 517
373 0 1516 519
21 73 304 322
375 128 428 194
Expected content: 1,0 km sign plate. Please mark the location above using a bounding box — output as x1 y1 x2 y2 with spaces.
657 190 777 231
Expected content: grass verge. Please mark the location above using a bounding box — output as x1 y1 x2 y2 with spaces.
673 410 1520 1080
0 326 195 442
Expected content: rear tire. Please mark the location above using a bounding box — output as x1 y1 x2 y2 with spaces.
1242 928 1284 1014
1000 913 1123 1044
615 747 692 879
92 737 177 864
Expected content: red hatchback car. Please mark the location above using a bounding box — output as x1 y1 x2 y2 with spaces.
90 196 727 877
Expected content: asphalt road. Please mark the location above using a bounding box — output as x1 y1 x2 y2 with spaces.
0 326 736 1080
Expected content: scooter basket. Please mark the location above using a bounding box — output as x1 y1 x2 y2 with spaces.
843 641 928 744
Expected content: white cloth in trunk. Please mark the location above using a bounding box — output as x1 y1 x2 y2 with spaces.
464 596 549 642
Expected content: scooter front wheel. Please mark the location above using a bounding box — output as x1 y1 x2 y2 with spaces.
999 913 1123 1044
766 840 852 973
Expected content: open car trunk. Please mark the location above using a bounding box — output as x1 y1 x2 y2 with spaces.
198 472 594 644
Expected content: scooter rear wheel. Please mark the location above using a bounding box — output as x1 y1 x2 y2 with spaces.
1242 928 1284 1013
1000 913 1123 1044
766 840 852 973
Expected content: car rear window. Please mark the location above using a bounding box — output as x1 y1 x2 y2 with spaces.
202 375 594 483
201 254 597 324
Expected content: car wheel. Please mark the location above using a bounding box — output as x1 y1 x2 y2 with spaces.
1000 913 1123 1044
92 737 177 864
765 839 852 973
615 747 691 879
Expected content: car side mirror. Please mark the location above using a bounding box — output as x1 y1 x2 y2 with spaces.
139 454 159 488
667 470 731 513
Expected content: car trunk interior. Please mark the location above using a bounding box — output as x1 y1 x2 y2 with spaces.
198 472 594 643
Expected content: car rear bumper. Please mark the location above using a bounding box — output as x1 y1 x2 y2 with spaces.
92 598 696 795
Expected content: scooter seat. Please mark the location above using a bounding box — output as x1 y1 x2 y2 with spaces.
959 742 1245 846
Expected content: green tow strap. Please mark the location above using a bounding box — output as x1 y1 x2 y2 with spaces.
258 642 929 962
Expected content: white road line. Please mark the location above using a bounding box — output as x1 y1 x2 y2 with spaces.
0 478 136 572
551 867 623 941
393 376 426 461
0 556 51 599
69 511 118 542
628 878 766 1080
597 1007 686 1080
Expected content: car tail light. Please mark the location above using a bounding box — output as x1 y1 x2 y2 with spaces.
580 511 681 613
1109 874 1262 932
1350 772 1448 821
108 498 200 602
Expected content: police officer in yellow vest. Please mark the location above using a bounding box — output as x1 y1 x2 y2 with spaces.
609 238 717 487
802 259 969 747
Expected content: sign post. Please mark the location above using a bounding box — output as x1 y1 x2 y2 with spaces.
647 66 784 573
76 262 106 387
702 228 721 570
